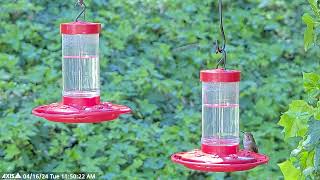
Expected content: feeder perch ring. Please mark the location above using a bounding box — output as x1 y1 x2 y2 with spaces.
171 149 269 172
32 100 131 123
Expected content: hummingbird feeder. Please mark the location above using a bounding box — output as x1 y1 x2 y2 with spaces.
32 1 131 123
170 0 268 172
171 69 269 172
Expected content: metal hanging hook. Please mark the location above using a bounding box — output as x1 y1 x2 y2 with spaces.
215 0 227 69
75 0 86 22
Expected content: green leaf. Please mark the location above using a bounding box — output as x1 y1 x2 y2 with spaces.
315 104 320 120
303 13 315 25
303 73 320 106
278 100 314 140
302 13 315 51
299 151 315 170
66 149 81 161
4 144 20 159
84 135 107 157
80 157 103 173
278 159 303 180
303 73 320 95
308 0 320 18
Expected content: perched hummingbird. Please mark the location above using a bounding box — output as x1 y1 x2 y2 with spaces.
242 132 259 153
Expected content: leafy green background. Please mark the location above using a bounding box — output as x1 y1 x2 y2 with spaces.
0 0 319 179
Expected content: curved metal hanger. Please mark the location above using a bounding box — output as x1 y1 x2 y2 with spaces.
215 0 227 69
75 0 86 22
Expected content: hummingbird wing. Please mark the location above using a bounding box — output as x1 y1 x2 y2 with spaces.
252 145 259 153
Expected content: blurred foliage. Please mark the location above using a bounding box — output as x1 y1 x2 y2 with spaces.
0 0 319 179
278 1 320 179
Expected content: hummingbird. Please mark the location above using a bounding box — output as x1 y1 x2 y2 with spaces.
242 131 259 153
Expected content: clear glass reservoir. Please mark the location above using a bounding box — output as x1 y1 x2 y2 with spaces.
200 69 241 153
202 82 239 146
60 21 101 98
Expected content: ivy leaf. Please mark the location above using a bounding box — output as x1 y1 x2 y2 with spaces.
278 159 303 180
143 158 165 170
302 13 315 51
84 135 106 158
66 149 81 161
4 144 20 159
278 100 314 140
80 157 103 173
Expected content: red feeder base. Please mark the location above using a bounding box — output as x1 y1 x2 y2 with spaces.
32 96 131 123
171 149 269 172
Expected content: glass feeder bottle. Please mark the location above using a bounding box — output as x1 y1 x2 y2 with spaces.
61 21 101 106
200 68 241 155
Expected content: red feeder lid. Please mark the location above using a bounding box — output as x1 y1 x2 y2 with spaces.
200 68 241 82
60 21 101 34
171 149 269 172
